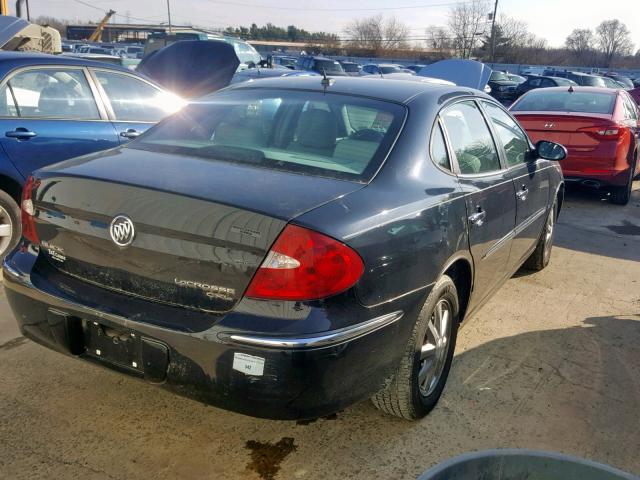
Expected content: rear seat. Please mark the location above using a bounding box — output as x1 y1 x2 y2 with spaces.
333 138 379 172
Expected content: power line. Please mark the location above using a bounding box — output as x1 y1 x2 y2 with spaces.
203 0 472 12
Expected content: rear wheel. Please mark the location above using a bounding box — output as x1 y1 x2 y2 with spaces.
524 199 556 271
371 275 459 420
0 190 20 258
610 165 635 205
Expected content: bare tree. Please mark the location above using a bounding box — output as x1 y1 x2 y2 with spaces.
447 0 490 59
425 25 453 56
565 28 595 64
596 19 634 67
344 15 409 53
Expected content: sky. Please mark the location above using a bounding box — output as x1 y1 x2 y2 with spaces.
15 0 640 50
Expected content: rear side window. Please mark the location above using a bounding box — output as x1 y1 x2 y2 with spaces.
440 101 501 175
4 68 99 119
131 89 405 182
94 70 181 122
511 91 616 114
430 123 450 171
622 94 638 120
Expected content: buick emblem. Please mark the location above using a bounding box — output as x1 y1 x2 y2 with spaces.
109 215 135 247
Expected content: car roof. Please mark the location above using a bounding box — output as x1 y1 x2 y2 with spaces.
219 75 477 104
0 51 132 74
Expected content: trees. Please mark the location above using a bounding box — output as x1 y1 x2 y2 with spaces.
447 0 490 59
565 28 596 64
425 26 453 58
343 15 409 54
595 20 634 67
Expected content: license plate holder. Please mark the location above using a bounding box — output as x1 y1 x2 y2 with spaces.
83 320 143 373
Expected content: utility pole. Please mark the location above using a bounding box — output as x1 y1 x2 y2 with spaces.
166 0 173 34
489 0 499 63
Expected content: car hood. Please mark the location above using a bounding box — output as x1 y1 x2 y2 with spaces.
418 59 492 91
137 40 240 98
0 15 30 48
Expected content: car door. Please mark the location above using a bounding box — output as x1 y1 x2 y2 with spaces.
481 100 550 270
0 66 118 178
440 99 517 304
90 68 181 144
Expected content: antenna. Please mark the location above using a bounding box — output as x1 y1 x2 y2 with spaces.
321 69 334 88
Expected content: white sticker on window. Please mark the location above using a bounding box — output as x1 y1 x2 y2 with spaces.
232 352 265 376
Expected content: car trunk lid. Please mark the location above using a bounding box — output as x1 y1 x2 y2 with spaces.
31 147 364 313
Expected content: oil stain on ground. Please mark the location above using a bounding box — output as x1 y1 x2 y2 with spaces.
245 437 297 480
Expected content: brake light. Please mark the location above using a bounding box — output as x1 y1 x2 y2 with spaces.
245 225 364 301
578 125 625 139
21 175 39 244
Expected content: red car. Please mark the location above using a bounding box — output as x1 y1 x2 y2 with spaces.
510 87 639 204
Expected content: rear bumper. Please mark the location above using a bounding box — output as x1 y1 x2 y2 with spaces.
3 248 417 420
561 166 631 187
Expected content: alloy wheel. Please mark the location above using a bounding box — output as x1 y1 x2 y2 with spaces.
543 206 554 262
0 205 13 256
418 298 452 397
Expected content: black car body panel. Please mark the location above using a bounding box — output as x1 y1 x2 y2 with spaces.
4 77 564 419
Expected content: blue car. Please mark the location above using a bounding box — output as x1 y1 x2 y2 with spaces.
0 52 184 255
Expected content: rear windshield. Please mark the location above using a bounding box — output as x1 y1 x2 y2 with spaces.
130 89 406 182
380 66 401 74
511 90 616 114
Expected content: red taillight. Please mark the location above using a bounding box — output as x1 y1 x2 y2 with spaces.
577 125 625 139
244 225 364 301
21 175 39 244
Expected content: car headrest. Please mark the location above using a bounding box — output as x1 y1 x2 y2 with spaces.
295 109 337 148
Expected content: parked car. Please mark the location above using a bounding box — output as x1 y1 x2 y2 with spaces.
0 51 186 256
296 55 347 76
4 76 567 421
511 87 639 205
268 55 298 70
599 76 626 89
629 87 640 105
125 45 144 59
487 71 520 102
361 63 408 75
515 75 576 98
339 61 361 76
566 72 607 87
634 78 640 88
603 73 634 89
406 64 427 74
506 73 526 84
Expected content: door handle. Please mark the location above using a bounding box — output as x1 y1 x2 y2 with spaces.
5 128 37 140
516 185 528 201
119 128 141 139
468 208 486 227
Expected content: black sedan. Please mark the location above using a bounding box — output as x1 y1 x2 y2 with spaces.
4 77 566 420
516 75 577 98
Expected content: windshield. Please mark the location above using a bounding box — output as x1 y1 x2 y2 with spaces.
130 89 405 182
511 90 616 114
380 66 402 74
314 60 345 74
227 39 261 64
490 72 510 81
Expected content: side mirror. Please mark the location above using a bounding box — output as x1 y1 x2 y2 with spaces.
536 140 567 161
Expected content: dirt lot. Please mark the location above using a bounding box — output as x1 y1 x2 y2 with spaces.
1 183 639 480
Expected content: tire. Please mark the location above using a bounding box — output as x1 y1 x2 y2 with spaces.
0 190 20 258
524 200 556 271
610 166 634 206
371 275 459 420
